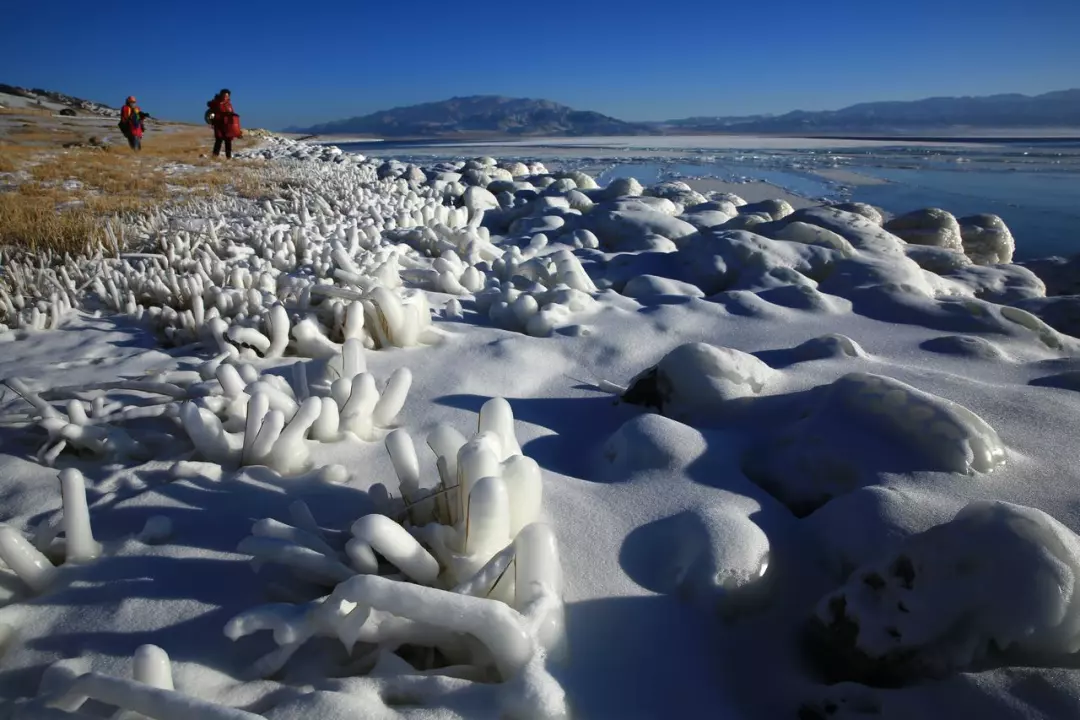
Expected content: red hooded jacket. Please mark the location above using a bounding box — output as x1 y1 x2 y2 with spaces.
208 96 242 140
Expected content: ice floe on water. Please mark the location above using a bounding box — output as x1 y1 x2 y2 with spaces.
2 134 1080 718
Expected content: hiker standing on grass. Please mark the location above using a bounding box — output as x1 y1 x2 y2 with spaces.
119 96 149 151
205 89 242 159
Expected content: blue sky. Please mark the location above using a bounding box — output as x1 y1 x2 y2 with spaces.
3 0 1078 129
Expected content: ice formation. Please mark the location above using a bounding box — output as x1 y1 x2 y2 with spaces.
2 132 1079 718
813 501 1080 683
621 342 778 422
744 372 1006 515
223 398 566 716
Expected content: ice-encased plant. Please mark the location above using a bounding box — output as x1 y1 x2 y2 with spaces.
178 339 412 472
225 398 566 717
27 644 264 720
0 468 99 597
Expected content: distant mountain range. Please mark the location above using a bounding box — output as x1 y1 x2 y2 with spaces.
656 90 1080 134
291 90 1080 138
286 96 658 137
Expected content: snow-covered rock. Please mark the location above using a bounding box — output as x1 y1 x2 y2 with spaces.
621 342 778 422
813 501 1080 683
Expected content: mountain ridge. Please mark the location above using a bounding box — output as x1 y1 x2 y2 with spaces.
659 89 1080 134
286 95 660 137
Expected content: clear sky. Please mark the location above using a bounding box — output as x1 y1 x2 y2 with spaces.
3 0 1078 129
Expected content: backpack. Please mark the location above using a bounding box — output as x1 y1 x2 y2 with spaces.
204 108 214 125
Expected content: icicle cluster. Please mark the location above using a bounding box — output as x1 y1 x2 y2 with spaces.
225 398 566 715
474 241 599 336
176 338 411 472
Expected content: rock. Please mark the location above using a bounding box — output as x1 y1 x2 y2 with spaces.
884 208 964 252
58 108 77 117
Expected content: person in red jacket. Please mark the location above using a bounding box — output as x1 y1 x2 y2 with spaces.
206 89 242 159
119 96 149 151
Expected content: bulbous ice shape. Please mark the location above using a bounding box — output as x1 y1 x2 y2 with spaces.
133 644 174 690
514 522 566 655
266 303 291 358
0 525 58 592
348 514 440 584
372 367 411 428
502 455 543 537
59 469 101 563
457 436 501 524
466 476 511 557
478 397 521 460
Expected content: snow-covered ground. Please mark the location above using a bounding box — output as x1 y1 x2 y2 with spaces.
2 136 1080 719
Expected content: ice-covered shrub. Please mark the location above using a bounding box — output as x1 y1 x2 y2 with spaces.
884 208 964 253
959 213 1015 265
830 202 885 226
620 342 778 422
739 199 795 221
811 501 1080 683
177 339 411 472
224 398 566 715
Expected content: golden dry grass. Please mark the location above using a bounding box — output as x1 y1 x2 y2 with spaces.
1 123 271 253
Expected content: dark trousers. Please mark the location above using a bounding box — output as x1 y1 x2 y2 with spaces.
125 133 141 151
213 137 233 158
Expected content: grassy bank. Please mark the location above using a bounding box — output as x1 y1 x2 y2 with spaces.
0 117 270 253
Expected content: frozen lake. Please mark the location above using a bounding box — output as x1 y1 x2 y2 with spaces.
339 136 1080 260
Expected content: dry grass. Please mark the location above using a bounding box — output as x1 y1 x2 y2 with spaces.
1 123 271 253
0 106 55 117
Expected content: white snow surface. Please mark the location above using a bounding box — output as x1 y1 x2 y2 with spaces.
2 135 1080 718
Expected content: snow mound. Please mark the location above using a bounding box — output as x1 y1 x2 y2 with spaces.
791 334 868 362
920 335 1008 360
830 202 885 225
884 208 964 253
804 485 963 581
813 501 1080 683
770 221 856 257
622 275 705 299
583 208 699 251
740 199 795 221
744 372 1006 515
945 263 1046 304
776 207 907 256
1012 296 1080 339
621 342 778 422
